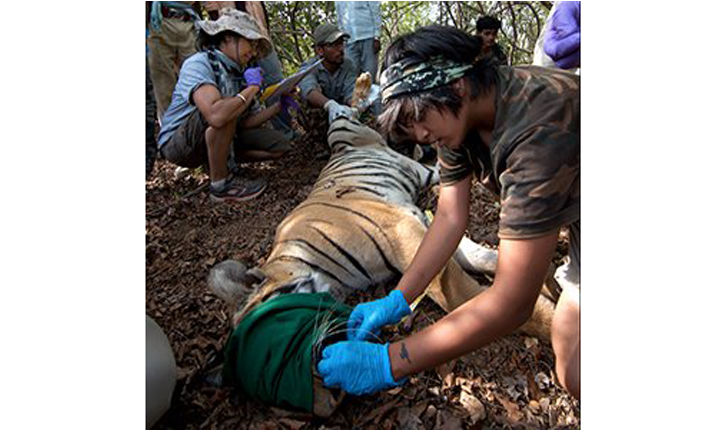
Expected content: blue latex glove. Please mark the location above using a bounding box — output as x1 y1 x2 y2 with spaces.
318 341 405 395
347 290 411 341
243 67 264 87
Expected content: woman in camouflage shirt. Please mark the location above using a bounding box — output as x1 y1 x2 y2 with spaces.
317 26 580 400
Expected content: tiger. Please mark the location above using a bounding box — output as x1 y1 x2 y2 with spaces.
208 117 557 415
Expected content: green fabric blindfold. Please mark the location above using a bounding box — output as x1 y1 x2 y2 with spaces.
222 293 351 412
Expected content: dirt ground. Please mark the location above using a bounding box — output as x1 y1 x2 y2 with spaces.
145 127 580 430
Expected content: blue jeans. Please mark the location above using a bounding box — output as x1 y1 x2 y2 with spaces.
346 38 381 115
346 38 378 82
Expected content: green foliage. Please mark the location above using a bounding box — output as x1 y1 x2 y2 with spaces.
379 2 433 44
265 1 553 75
265 1 336 74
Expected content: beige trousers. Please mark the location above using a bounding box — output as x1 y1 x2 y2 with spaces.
148 18 197 121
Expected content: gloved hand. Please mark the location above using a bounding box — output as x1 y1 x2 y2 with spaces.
280 94 299 116
318 341 405 395
324 99 355 123
347 290 411 341
355 98 371 114
243 67 264 87
354 85 380 114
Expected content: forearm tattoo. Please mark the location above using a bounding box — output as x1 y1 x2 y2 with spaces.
400 342 412 364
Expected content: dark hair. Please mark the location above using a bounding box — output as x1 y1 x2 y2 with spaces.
196 30 240 51
476 16 501 33
378 25 498 141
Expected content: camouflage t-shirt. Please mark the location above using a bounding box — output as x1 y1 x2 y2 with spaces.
438 66 580 239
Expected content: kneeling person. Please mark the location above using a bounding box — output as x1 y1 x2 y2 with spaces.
299 24 358 123
157 9 291 202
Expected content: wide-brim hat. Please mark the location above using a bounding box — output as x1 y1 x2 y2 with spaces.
313 23 349 46
196 8 273 58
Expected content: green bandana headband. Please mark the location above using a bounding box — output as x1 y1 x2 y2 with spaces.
380 57 474 104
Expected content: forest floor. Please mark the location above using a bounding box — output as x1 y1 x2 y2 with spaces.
146 126 580 430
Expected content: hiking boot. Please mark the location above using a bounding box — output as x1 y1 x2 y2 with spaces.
209 175 267 202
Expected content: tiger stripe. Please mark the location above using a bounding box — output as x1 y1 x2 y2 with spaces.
359 227 403 279
265 255 354 291
316 171 415 195
276 237 356 277
335 185 385 198
323 160 421 185
295 201 393 245
312 227 373 281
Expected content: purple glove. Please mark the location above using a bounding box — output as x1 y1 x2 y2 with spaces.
243 67 264 87
347 290 411 341
280 95 299 115
318 341 405 395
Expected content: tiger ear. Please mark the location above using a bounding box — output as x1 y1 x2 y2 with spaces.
208 260 256 306
245 267 266 287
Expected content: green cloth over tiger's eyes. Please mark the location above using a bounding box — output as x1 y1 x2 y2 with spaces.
222 293 352 412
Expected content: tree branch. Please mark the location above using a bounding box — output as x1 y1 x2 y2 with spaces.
507 2 519 63
445 1 458 28
539 2 554 12
521 2 543 40
289 2 306 65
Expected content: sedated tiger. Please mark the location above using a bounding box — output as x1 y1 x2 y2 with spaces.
208 117 556 416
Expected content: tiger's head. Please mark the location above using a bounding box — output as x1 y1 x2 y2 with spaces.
208 259 334 327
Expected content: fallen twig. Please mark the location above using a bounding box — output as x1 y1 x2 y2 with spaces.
147 182 209 218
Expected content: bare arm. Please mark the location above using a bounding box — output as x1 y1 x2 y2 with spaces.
396 176 472 305
237 101 281 129
192 83 260 128
388 229 560 380
305 89 330 109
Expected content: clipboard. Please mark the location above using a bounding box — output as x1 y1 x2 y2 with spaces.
260 58 324 102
